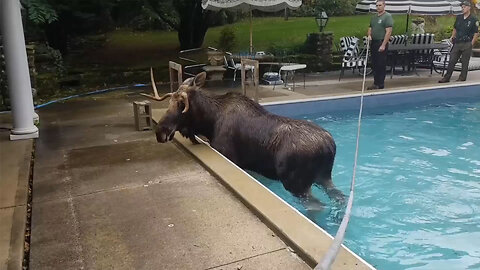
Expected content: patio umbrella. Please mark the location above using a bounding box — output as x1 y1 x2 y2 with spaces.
355 0 462 32
202 0 302 53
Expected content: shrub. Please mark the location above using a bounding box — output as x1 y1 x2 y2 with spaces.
129 6 172 31
267 44 302 59
290 5 317 17
45 45 66 77
433 25 454 41
315 0 357 16
210 10 241 26
217 27 236 52
475 37 480 48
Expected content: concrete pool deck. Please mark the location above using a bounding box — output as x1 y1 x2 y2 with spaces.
1 68 479 269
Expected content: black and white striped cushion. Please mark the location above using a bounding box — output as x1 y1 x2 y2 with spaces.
411 33 435 45
411 33 435 55
340 36 359 53
389 35 407 45
342 41 366 68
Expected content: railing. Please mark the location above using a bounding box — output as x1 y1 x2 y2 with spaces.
178 47 210 78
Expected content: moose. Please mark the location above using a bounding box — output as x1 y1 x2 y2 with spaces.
142 69 344 204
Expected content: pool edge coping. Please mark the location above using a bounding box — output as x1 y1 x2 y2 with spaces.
259 82 480 106
172 135 376 270
152 107 375 269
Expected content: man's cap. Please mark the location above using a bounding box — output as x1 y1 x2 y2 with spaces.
460 1 471 7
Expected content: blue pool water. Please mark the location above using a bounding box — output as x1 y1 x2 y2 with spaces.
255 100 480 270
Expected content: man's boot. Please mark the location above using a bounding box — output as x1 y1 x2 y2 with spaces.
438 77 450 83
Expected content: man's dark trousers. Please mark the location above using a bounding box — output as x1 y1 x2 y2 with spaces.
371 40 388 88
443 41 473 81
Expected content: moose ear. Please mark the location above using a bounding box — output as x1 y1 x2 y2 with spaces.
193 72 206 88
181 77 195 86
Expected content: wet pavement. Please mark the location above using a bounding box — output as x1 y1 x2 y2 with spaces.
1 67 479 270
0 128 32 270
27 90 310 269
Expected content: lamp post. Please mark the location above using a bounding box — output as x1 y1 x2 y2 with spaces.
315 11 329 32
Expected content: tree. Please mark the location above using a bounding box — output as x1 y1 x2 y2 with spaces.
22 0 58 24
22 0 117 54
22 0 221 52
315 0 357 16
147 0 213 50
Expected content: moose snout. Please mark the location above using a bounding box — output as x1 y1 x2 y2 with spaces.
155 126 175 143
155 131 168 143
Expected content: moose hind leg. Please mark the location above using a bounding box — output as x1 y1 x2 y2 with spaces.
279 168 313 196
300 189 326 212
280 172 326 211
319 178 346 205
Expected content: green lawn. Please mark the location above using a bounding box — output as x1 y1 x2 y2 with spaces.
205 14 455 52
59 14 456 92
100 15 456 56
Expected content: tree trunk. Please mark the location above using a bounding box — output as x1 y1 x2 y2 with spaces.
176 0 211 50
99 6 115 32
45 20 68 55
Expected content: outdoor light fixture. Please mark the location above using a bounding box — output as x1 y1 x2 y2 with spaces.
316 11 329 32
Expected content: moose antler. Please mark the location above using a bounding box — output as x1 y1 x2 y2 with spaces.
180 92 189 113
140 67 172 101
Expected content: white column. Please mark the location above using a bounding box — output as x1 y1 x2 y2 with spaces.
1 0 39 140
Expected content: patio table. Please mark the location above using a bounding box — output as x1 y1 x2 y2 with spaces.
276 64 307 91
387 43 450 78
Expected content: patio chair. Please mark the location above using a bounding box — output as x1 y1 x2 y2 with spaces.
358 36 373 75
362 36 368 49
410 33 436 73
339 39 367 81
390 34 408 45
224 52 254 82
388 35 409 76
340 36 359 53
411 33 435 48
433 39 453 76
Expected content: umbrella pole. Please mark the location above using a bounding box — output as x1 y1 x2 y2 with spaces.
249 7 253 54
405 13 410 33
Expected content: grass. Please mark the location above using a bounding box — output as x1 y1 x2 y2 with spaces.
206 14 455 52
85 15 455 61
82 15 451 67
205 17 318 51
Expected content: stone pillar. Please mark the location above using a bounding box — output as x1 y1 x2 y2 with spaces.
304 32 333 71
309 32 333 62
0 0 39 140
26 44 37 96
0 45 8 108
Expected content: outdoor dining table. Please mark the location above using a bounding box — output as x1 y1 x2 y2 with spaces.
259 62 307 91
387 43 450 78
278 64 307 91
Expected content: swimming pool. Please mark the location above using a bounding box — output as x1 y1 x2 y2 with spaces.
257 85 480 270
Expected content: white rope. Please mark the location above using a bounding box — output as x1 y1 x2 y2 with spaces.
314 37 370 270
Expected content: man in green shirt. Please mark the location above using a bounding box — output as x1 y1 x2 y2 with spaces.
439 1 479 83
367 0 393 90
